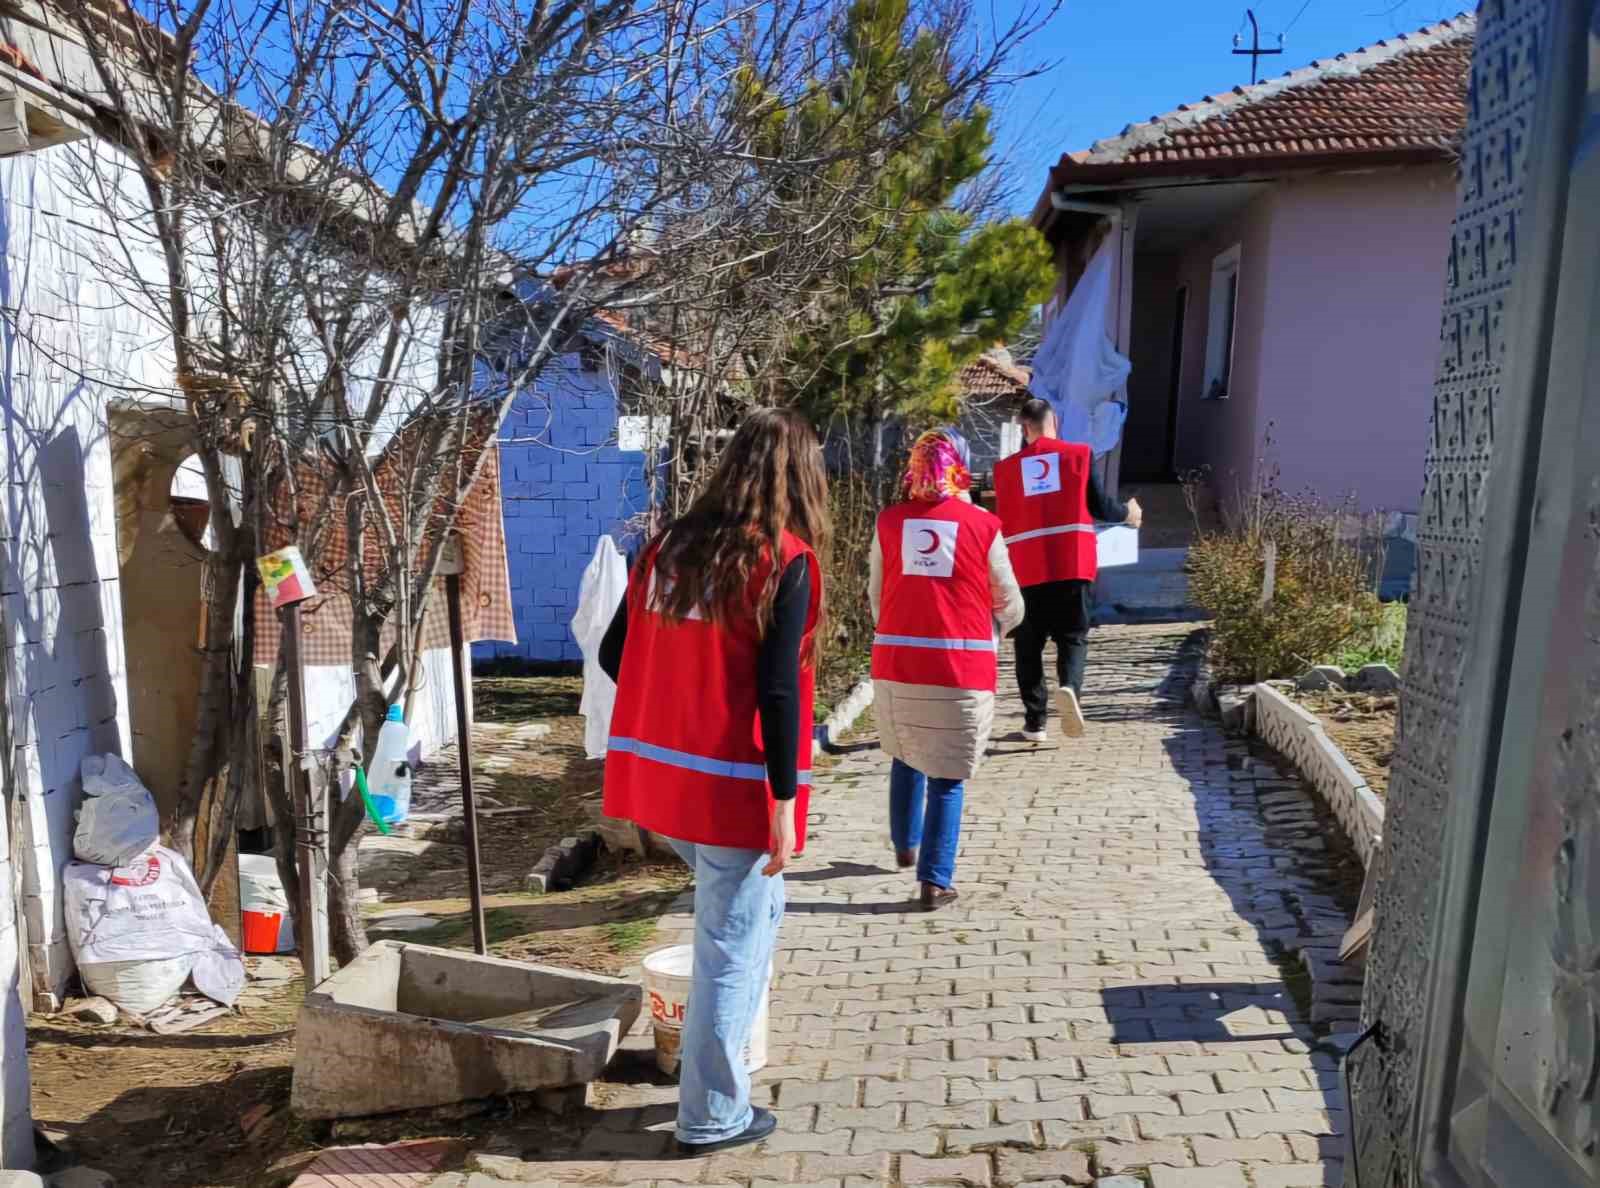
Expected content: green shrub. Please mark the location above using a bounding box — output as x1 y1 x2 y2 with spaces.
817 469 878 711
1333 602 1406 672
1184 460 1387 685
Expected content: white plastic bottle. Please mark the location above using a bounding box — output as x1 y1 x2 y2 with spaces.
367 704 413 826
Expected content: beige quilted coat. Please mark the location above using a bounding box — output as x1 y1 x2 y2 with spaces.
869 501 1025 781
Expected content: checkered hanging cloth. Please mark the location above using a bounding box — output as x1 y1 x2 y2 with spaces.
251 411 516 668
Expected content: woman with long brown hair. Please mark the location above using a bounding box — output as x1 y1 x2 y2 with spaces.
599 408 828 1156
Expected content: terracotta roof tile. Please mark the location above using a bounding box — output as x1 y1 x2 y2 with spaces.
1039 13 1472 200
958 354 1031 402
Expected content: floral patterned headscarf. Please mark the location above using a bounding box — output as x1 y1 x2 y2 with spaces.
901 427 973 502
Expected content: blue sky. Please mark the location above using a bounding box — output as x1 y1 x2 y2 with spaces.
987 0 1465 212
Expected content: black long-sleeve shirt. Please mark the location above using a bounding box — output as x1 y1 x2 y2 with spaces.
598 554 809 800
1087 465 1130 525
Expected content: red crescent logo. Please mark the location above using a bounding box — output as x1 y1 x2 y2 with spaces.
916 529 942 555
1026 458 1051 481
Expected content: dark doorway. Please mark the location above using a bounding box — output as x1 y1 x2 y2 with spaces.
1163 285 1188 476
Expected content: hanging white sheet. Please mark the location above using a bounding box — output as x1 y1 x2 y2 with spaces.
571 535 628 760
1028 238 1132 456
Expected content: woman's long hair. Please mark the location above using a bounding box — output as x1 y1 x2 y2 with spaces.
651 408 830 661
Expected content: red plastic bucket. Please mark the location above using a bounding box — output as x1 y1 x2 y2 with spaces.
242 910 283 955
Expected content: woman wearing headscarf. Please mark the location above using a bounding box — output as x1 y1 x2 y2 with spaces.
869 427 1024 910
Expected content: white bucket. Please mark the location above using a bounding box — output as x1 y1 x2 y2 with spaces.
238 853 296 955
641 944 770 1077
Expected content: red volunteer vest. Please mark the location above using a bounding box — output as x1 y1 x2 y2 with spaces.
994 438 1097 587
872 498 1001 691
603 532 820 852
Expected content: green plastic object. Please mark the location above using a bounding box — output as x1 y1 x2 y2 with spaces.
353 766 391 836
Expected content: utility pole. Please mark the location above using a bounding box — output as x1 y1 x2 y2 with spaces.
1232 9 1283 85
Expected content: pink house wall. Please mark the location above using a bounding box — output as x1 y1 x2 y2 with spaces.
1161 165 1455 514
1254 166 1456 514
1169 189 1277 509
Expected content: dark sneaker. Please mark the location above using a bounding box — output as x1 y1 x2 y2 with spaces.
920 882 959 912
896 848 917 870
677 1107 778 1157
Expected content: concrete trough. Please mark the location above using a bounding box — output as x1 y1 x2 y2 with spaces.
290 940 642 1119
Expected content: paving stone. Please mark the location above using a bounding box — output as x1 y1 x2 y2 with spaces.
993 1147 1092 1185
1249 1165 1345 1187
849 1128 940 1156
905 1102 992 1130
816 1104 900 1132
899 1153 994 1185
796 1153 892 1180
1192 1135 1294 1165
996 1098 1086 1125
1089 1094 1180 1119
1039 1116 1137 1147
942 1123 1037 1153
1149 1165 1248 1188
1232 1110 1343 1139
1138 1111 1237 1139
1179 1089 1271 1115
777 1079 859 1109
1091 1139 1192 1173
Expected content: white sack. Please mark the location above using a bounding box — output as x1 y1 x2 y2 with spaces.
191 926 247 1007
75 754 160 867
64 846 243 1014
571 535 628 760
1028 239 1132 457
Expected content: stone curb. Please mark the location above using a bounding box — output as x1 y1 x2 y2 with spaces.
812 675 874 759
526 830 603 894
1251 684 1385 870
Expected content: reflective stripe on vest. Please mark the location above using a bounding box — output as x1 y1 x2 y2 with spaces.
1003 523 1096 546
608 736 813 787
873 633 997 652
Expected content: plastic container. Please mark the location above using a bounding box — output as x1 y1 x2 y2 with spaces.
367 705 413 826
641 944 769 1077
238 853 295 955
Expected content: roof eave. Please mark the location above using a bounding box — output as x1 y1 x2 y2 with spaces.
1030 143 1456 232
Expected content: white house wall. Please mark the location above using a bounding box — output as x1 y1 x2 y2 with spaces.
0 136 165 1166
0 133 461 1013
0 140 152 1027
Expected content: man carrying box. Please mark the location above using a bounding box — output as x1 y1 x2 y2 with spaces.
994 398 1142 742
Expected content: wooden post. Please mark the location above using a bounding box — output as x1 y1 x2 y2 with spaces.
442 537 487 955
281 603 331 989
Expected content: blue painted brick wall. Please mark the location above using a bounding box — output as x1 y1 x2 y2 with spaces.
476 353 652 664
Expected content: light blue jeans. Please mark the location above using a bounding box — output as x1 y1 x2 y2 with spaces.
888 758 965 888
665 837 784 1145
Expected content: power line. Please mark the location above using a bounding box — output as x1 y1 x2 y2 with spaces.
1283 0 1314 35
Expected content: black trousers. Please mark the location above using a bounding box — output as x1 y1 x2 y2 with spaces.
1014 580 1093 729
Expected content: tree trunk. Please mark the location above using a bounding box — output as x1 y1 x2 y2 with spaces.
327 826 368 965
170 548 244 872
260 670 308 969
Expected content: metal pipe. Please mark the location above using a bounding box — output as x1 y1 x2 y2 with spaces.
1049 193 1123 223
446 571 488 955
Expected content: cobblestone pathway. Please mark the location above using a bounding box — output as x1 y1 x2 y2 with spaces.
453 623 1354 1188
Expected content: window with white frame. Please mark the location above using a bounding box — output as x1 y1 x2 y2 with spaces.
1203 245 1241 400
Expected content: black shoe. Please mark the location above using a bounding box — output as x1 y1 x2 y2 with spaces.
676 1107 778 1157
896 848 917 869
